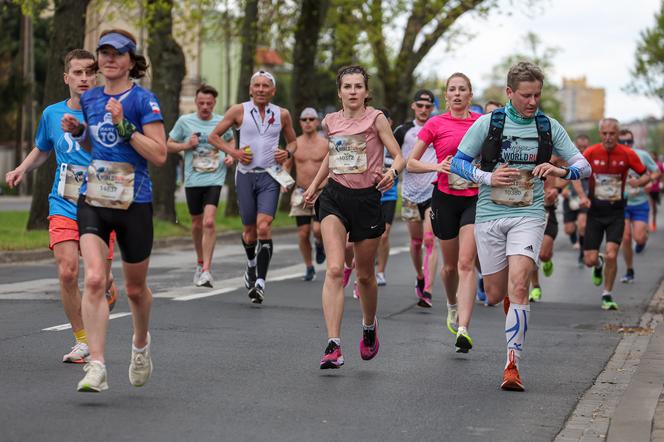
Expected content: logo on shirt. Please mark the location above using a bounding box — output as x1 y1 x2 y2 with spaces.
89 113 119 148
62 133 81 153
149 101 161 114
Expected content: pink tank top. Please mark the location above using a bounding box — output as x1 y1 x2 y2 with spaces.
418 111 481 196
323 107 385 189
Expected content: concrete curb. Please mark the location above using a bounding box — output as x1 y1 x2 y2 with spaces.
555 278 664 442
0 226 299 264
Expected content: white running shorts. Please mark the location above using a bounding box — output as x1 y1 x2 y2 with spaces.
475 216 546 275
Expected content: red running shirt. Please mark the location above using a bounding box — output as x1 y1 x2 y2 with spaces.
583 143 646 206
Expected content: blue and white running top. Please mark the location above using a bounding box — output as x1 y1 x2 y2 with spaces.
35 100 90 220
80 84 163 203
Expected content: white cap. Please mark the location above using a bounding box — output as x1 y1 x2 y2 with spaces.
250 70 276 86
299 107 318 119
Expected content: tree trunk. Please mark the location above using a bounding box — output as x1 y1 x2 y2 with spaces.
147 0 186 223
27 0 89 230
291 0 330 117
225 0 258 218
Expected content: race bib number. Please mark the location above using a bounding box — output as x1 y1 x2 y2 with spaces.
192 147 220 173
85 160 135 210
491 170 534 207
266 165 295 189
289 187 313 217
448 172 478 190
328 134 367 174
594 173 622 201
401 199 421 221
57 163 87 203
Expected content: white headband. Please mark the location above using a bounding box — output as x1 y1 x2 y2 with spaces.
251 70 276 86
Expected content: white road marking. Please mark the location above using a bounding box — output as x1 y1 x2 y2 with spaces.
42 312 131 332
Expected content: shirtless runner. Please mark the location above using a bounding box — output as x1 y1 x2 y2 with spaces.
285 107 328 281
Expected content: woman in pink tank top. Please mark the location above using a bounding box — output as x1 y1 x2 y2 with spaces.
406 72 482 354
303 65 405 369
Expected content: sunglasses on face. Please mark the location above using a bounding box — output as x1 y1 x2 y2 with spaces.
415 103 433 109
619 139 634 145
300 118 316 122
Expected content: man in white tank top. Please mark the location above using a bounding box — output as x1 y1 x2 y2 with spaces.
209 70 297 304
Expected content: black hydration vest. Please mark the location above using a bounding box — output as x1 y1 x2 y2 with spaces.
479 108 553 172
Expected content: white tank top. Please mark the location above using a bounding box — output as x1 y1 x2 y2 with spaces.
238 101 282 173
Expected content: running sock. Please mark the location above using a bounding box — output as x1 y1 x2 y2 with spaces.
132 343 148 353
74 329 88 345
197 259 204 266
602 290 612 297
256 239 273 281
362 319 376 330
447 302 457 310
569 229 577 245
505 303 530 368
242 237 257 267
458 325 468 334
328 338 341 346
416 277 425 293
256 278 265 288
423 232 434 288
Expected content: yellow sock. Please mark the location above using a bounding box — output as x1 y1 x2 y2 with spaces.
73 329 88 345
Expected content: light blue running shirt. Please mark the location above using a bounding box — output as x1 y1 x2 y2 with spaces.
35 100 90 220
169 113 234 188
457 112 579 223
625 148 658 206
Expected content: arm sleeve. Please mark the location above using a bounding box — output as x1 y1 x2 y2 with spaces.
450 151 492 186
563 153 591 180
140 92 164 126
34 113 52 152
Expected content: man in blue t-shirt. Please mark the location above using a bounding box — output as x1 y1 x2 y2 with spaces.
4 49 118 364
167 84 235 288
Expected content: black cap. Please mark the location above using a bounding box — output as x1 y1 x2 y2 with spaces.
413 89 435 103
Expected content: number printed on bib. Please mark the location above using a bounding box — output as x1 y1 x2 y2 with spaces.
491 169 534 207
594 173 622 201
448 172 479 190
57 163 87 203
328 134 367 174
192 148 220 173
85 160 135 210
401 199 421 221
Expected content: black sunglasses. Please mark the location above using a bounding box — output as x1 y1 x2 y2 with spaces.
619 139 634 145
300 118 316 122
415 103 433 109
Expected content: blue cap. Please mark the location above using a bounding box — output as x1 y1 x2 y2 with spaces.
97 32 137 54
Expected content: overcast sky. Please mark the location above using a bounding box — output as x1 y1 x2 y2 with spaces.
418 0 662 122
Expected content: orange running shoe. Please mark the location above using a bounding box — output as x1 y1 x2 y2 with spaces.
501 350 524 391
106 281 118 312
503 296 510 315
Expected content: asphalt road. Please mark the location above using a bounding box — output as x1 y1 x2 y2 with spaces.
1 218 662 442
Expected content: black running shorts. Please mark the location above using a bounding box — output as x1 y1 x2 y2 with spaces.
584 207 625 251
381 200 397 225
430 187 477 240
77 195 153 264
315 179 385 242
185 185 222 216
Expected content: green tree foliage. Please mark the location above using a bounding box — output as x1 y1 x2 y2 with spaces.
480 32 563 122
627 0 664 107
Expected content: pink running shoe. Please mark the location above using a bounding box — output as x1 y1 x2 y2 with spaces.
320 341 344 369
353 281 360 299
359 320 379 360
343 265 353 288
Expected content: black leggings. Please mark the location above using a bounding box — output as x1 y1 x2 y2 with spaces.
77 195 153 263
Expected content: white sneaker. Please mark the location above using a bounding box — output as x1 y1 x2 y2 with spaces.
376 272 387 286
63 342 89 364
196 270 213 288
77 360 108 392
193 264 203 285
129 332 153 387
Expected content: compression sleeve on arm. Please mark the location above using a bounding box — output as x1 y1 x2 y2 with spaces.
450 151 492 186
564 153 591 180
